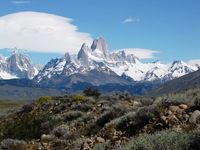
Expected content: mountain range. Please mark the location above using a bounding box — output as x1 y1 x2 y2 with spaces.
0 37 199 96
150 69 200 96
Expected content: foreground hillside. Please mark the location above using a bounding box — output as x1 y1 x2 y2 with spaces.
1 88 200 149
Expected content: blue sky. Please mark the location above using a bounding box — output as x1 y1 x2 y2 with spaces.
0 0 200 64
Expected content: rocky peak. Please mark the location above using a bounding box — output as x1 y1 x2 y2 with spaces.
126 54 139 64
77 43 90 66
6 49 38 79
91 37 110 59
0 54 5 62
64 52 71 62
111 50 139 64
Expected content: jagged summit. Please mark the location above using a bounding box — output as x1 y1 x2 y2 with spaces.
91 37 109 51
90 36 110 59
0 50 39 79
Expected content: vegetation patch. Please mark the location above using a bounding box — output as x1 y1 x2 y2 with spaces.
0 114 52 141
36 96 51 103
72 95 86 101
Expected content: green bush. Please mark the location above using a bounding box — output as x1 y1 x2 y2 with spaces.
0 114 51 141
72 95 86 101
83 87 101 97
189 127 200 149
36 96 51 103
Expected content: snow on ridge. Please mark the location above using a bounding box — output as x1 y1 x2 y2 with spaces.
0 72 18 79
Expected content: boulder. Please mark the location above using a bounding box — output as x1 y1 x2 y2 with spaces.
189 110 200 124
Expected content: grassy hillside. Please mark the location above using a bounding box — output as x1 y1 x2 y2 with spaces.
1 88 200 149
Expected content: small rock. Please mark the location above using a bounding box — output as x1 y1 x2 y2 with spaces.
161 116 168 124
179 104 188 109
176 109 184 115
87 112 91 115
176 114 183 120
167 110 173 115
96 137 105 143
87 139 94 148
112 135 118 140
115 140 121 145
97 104 102 107
81 142 90 150
183 114 190 122
169 106 179 112
189 110 200 124
161 116 167 121
41 134 55 142
170 114 179 122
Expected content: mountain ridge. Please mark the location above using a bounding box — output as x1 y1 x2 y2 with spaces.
34 37 200 85
149 69 200 96
0 37 200 95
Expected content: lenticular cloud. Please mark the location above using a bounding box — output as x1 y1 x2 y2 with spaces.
113 48 159 59
0 12 93 54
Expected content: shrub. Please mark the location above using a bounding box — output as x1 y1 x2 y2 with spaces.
93 141 108 150
73 103 93 112
0 114 51 140
50 139 68 149
36 96 51 103
83 87 101 97
0 139 26 150
72 95 86 101
51 124 69 138
20 103 34 113
194 96 200 107
189 127 200 149
114 105 158 137
96 104 128 128
96 110 116 127
63 111 84 122
117 130 191 150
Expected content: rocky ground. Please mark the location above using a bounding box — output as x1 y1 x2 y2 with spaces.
1 89 200 150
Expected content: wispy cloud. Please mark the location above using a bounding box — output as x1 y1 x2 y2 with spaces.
0 12 93 54
10 1 32 4
113 48 159 59
123 18 140 24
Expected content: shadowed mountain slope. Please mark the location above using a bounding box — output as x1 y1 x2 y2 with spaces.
149 69 200 96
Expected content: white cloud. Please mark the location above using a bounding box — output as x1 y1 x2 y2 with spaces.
123 18 139 24
113 48 159 59
0 12 93 54
11 1 32 4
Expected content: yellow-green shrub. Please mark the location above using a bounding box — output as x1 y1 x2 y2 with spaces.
36 96 51 103
72 95 86 101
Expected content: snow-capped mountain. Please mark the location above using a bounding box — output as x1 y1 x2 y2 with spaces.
34 37 199 89
0 49 39 79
